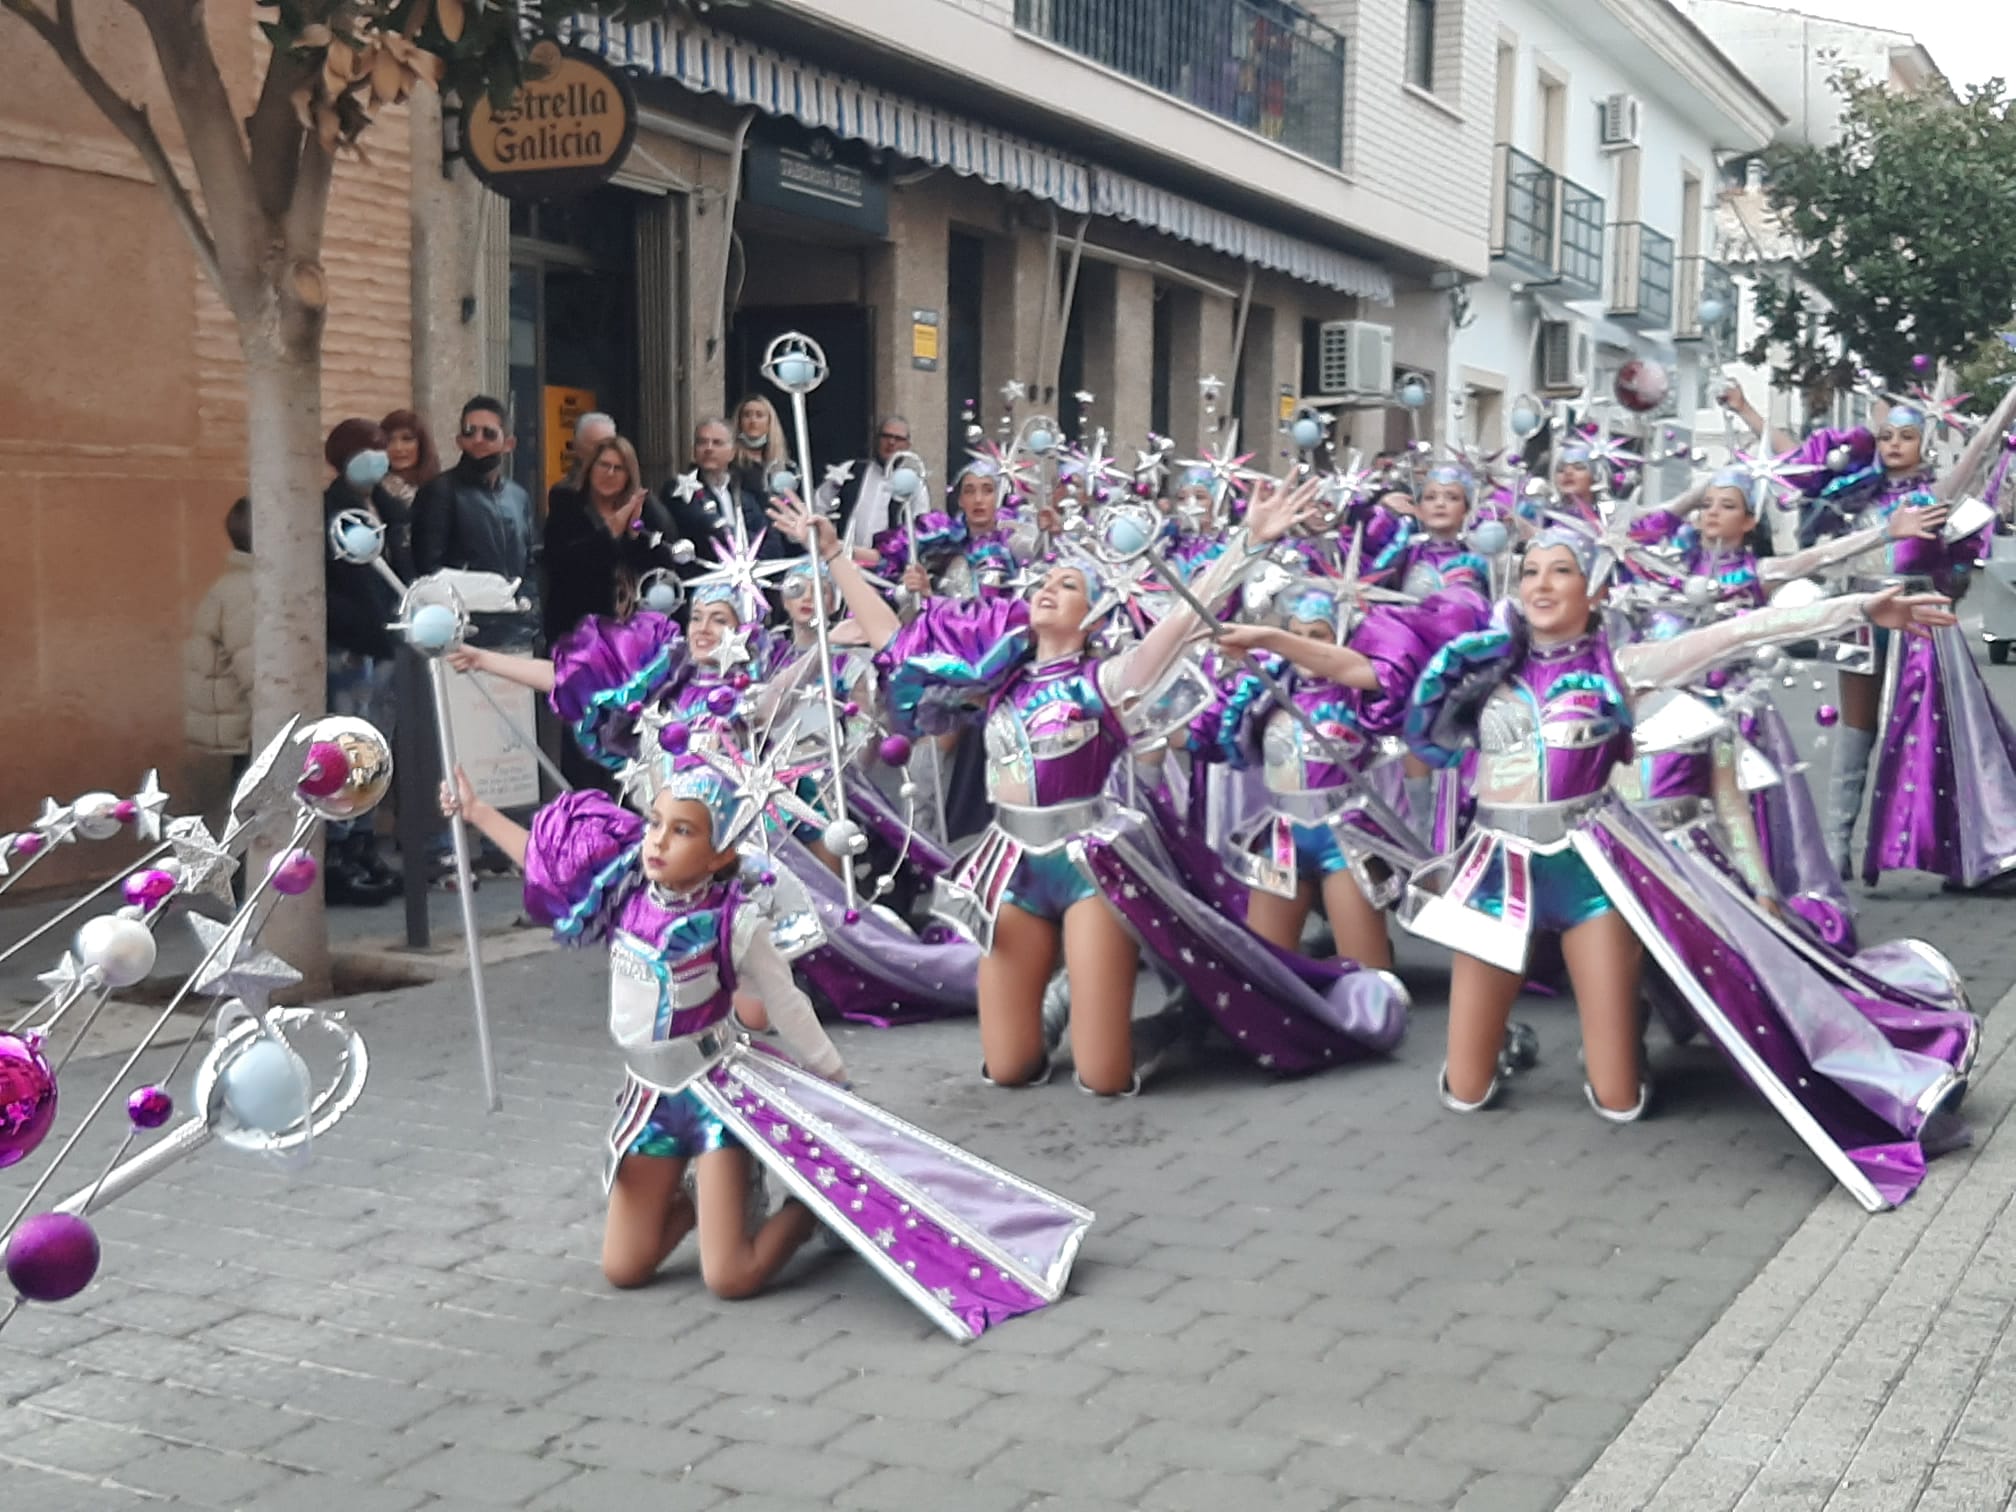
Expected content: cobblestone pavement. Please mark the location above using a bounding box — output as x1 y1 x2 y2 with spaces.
2 652 2010 1512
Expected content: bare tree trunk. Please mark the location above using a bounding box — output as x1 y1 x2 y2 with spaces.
243 338 332 995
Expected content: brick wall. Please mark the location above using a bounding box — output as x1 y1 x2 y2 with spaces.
0 0 413 880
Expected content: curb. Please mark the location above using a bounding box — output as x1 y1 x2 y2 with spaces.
1558 980 2016 1512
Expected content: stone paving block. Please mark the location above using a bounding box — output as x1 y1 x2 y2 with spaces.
263 1418 451 1481
826 1414 1009 1472
543 1416 723 1476
387 1442 583 1506
1023 1496 1156 1512
833 1465 1031 1512
526 1466 726 1512
246 1475 435 1512
1238 1396 1424 1453
1278 1444 1476 1503
0 1415 158 1475
1140 1468 1337 1512
976 1439 1172 1502
1454 1470 1573 1512
112 1440 299 1505
814 1369 987 1423
1402 1418 1598 1480
685 1394 862 1449
687 1440 875 1499
1069 1329 1240 1379
1113 1416 1301 1476
1376 1374 1547 1429
0 1466 166 1512
939 1351 1114 1399
60 1328 231 1386
961 1390 1139 1447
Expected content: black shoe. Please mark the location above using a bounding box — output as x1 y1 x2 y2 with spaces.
349 836 404 894
324 853 398 907
1944 870 2016 896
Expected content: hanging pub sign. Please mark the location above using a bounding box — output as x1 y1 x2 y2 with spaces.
461 40 637 201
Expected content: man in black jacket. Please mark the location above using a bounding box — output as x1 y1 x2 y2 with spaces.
410 395 541 649
659 416 796 574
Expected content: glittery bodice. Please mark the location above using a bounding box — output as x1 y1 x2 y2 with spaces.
608 883 739 1050
1394 537 1487 599
1262 687 1374 794
1473 635 1631 805
983 656 1122 805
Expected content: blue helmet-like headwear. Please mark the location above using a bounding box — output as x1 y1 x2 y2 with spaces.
1880 403 1928 433
1423 462 1477 503
691 582 743 614
1527 524 1610 591
1706 467 1762 513
1280 585 1343 636
627 752 745 850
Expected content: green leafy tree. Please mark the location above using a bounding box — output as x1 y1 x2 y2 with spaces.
1745 69 2016 402
2 0 721 984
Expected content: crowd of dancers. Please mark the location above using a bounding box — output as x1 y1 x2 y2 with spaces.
432 371 2016 1340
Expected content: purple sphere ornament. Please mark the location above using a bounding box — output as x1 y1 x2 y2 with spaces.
843 701 861 719
0 1033 57 1168
731 673 751 692
705 686 739 718
1816 704 1841 728
11 833 44 859
658 721 692 756
297 740 350 799
758 871 777 888
127 1084 173 1130
1912 353 1932 375
5 1212 100 1303
878 735 913 767
268 849 319 895
121 868 178 912
843 909 861 925
624 699 644 717
1704 667 1731 691
112 800 138 824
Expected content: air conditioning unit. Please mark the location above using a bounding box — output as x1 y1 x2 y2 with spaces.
1316 319 1394 397
1600 92 1641 150
1539 318 1591 393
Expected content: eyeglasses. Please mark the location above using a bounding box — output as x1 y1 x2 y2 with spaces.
591 459 628 475
878 433 910 445
461 424 502 441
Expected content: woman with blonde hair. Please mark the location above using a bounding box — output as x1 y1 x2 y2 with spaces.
730 393 788 494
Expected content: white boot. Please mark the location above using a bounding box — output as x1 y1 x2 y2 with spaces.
1826 725 1875 878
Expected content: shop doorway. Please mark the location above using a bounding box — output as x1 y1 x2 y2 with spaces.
727 304 871 485
507 191 638 509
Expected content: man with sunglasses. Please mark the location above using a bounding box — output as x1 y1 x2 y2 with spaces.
816 414 913 555
411 395 541 650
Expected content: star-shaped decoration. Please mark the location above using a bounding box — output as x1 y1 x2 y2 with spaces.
1891 386 1978 440
1581 431 1641 473
33 799 78 848
226 716 302 842
1000 379 1027 403
1727 447 1807 509
690 732 833 852
707 623 756 676
188 913 303 1019
129 769 170 843
1073 390 1095 407
671 470 703 504
36 951 90 999
683 531 798 624
822 460 856 489
165 815 240 909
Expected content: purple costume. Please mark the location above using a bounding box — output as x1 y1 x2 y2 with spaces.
1402 596 1976 1211
522 790 1089 1341
878 581 1410 1076
1785 427 2016 887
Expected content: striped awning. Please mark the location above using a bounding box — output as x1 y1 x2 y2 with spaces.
1091 169 1393 303
567 19 1392 300
568 17 1091 212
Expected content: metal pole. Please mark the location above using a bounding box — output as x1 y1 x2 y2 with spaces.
430 658 502 1111
395 644 434 951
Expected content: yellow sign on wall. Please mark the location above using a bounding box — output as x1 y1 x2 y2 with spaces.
911 320 939 366
544 385 598 494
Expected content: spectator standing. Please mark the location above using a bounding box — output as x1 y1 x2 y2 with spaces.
183 496 254 777
544 409 616 521
322 418 405 904
730 393 788 496
662 416 794 569
815 414 912 555
410 395 541 649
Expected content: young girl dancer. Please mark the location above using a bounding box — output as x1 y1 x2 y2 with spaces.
440 757 1089 1339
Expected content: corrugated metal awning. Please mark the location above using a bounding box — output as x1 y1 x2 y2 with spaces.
1091 169 1393 303
569 17 1091 212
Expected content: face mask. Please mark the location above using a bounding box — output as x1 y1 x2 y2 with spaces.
346 449 390 489
466 450 504 475
737 430 769 449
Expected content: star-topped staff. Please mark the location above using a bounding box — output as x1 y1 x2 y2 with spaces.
188 913 305 1021
1726 446 1809 511
683 529 799 625
760 331 864 919
1886 384 1980 442
1175 420 1265 528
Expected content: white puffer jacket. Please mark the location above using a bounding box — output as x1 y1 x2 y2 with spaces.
184 551 254 755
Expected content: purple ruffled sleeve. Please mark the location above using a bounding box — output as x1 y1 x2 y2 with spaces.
1351 606 1435 735
1782 426 1873 499
873 596 1033 737
549 612 687 770
523 790 644 941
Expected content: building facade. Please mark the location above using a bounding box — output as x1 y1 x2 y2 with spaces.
6 0 1505 844
1447 0 1780 494
1681 1 1949 459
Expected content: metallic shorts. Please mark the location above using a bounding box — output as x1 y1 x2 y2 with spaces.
625 1089 738 1161
1291 821 1351 880
1473 846 1612 934
1001 848 1099 921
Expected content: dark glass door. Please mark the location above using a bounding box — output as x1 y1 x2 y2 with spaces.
727 304 872 486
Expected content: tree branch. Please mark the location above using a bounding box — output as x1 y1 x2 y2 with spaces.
3 0 228 294
247 43 310 222
282 130 336 273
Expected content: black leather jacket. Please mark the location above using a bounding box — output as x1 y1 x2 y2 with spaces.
411 457 541 646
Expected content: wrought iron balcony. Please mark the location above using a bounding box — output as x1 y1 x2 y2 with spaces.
1015 0 1346 169
1609 221 1675 328
1490 145 1604 299
1675 255 1738 350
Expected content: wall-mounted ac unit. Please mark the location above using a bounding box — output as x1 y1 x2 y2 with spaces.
1316 319 1394 397
1539 318 1591 393
1599 93 1641 150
